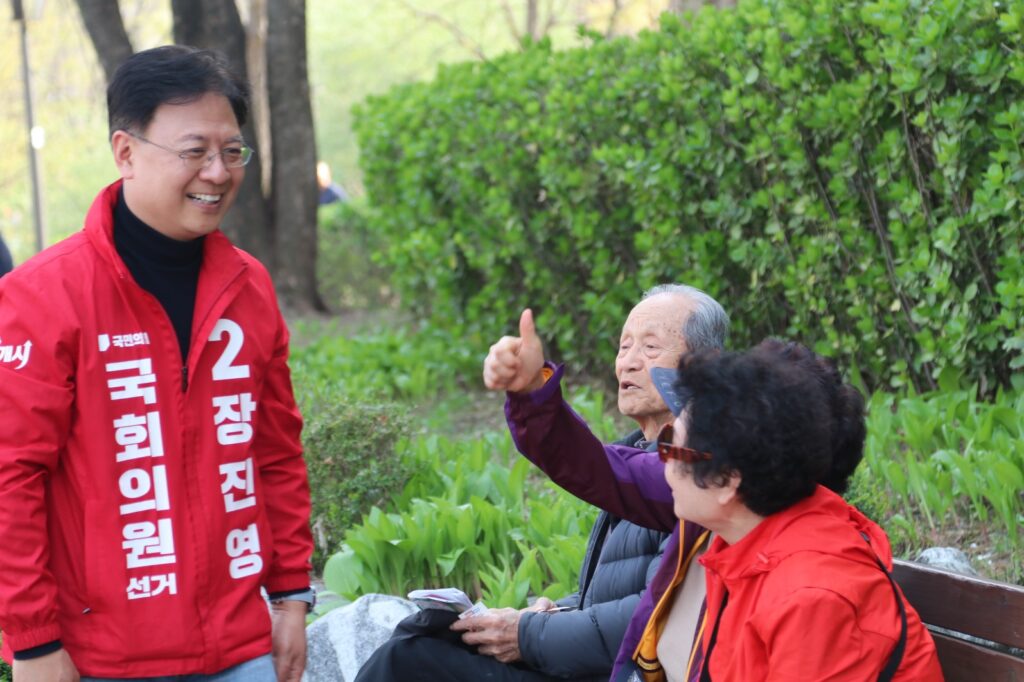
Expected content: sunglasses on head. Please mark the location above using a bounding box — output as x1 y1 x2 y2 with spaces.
656 423 713 465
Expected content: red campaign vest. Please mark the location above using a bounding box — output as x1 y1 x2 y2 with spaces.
0 181 313 676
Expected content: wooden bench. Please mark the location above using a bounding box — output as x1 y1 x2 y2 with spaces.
893 559 1024 681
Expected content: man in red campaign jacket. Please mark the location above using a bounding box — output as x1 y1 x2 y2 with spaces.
0 46 314 682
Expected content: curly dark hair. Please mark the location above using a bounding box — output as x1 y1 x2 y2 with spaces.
754 339 867 495
674 346 837 516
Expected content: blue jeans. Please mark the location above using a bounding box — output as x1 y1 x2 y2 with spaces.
81 654 276 681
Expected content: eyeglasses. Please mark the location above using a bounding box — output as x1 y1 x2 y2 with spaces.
127 131 254 169
656 423 713 465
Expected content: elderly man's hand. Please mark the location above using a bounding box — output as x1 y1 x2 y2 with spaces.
525 596 558 612
483 308 546 393
451 607 526 663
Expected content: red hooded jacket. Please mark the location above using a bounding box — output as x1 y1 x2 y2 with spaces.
0 182 313 676
700 486 943 681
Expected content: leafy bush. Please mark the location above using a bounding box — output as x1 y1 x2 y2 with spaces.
354 0 1024 395
290 323 481 406
323 386 624 607
323 432 597 607
851 373 1024 581
302 398 412 572
290 324 482 571
317 201 395 312
0 655 9 682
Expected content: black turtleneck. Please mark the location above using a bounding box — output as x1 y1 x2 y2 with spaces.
113 189 204 364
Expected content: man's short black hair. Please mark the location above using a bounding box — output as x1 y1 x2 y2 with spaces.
674 347 836 516
107 45 250 137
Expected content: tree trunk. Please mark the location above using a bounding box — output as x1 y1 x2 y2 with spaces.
266 0 323 311
245 0 272 198
73 0 133 85
170 0 204 45
526 0 538 40
170 0 272 267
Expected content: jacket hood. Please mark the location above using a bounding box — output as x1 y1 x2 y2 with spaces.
702 486 892 582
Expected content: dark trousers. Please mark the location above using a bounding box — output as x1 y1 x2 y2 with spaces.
354 610 560 682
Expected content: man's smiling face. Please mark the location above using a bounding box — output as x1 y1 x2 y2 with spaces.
114 92 245 241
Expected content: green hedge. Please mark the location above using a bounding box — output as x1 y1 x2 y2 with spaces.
289 324 483 571
354 0 1023 393
317 201 395 312
302 398 412 572
849 377 1024 582
322 387 622 607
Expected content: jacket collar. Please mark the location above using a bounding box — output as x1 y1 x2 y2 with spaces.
84 180 251 374
85 180 247 285
84 180 131 279
701 486 892 583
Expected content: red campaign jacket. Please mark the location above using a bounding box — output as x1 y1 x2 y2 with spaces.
0 181 313 676
700 486 944 681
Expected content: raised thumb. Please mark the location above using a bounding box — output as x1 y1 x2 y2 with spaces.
518 308 538 345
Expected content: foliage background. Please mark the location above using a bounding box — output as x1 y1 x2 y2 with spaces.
0 4 1021 663
0 0 671 265
353 0 1024 396
309 192 1023 604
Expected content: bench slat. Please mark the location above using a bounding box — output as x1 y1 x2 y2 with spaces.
930 631 1024 682
893 559 1024 649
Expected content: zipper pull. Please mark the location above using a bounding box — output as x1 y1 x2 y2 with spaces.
182 365 188 392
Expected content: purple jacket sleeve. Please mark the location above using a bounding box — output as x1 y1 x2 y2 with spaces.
504 364 677 533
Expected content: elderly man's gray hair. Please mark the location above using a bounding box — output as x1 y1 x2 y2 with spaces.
641 283 729 351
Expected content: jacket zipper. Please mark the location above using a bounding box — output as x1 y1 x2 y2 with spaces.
182 365 189 392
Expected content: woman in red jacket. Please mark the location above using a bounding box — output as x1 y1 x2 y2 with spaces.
655 346 943 681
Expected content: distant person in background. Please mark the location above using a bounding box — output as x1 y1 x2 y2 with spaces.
0 233 12 278
317 161 348 205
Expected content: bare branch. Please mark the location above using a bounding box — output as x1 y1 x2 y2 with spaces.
396 0 489 60
498 0 523 43
548 0 573 32
543 6 558 35
606 0 624 37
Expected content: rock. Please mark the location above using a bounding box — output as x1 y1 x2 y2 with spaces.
304 593 417 682
914 547 978 577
